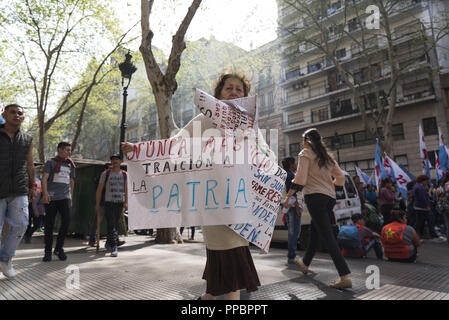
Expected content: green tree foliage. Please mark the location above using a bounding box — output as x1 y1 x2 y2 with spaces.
0 0 125 161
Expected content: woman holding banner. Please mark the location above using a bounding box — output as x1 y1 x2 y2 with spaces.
190 71 261 300
121 71 261 300
284 128 352 289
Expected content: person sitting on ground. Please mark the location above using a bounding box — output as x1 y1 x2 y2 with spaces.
364 202 382 233
340 214 383 260
381 209 421 263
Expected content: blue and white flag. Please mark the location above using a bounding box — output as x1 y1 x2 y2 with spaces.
355 166 371 186
438 127 448 174
419 123 433 185
374 139 388 190
436 151 443 182
385 155 411 201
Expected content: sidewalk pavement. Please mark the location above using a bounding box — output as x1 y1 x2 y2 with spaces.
1 230 449 300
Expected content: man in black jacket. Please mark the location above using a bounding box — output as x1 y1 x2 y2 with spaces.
0 104 35 278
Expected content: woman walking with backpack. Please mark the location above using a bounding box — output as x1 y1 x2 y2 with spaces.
284 128 352 289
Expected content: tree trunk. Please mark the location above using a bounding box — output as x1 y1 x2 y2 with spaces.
139 0 202 244
38 111 46 163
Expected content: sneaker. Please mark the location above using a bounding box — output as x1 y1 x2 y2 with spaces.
105 242 112 252
54 249 67 261
0 261 17 278
431 236 446 243
111 248 118 257
117 240 126 247
42 252 52 262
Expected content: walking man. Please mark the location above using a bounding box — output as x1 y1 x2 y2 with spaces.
281 157 303 266
41 142 76 261
95 154 128 257
0 104 36 278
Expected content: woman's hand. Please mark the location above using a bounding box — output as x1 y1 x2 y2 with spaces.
121 142 134 155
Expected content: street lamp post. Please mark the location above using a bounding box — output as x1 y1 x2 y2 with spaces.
331 131 341 163
118 51 137 159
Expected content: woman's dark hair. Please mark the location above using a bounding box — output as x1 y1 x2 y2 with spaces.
406 181 416 191
416 174 429 184
302 128 334 168
391 210 406 222
213 71 251 99
380 178 392 188
281 157 295 171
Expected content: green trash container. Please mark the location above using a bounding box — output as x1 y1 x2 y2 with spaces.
70 160 109 237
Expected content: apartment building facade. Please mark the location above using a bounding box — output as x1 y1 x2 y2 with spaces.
276 0 449 178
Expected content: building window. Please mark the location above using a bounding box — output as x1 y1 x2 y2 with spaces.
427 151 437 168
422 117 438 136
392 123 405 141
286 68 301 80
260 94 265 109
348 17 360 32
336 48 347 59
311 106 329 123
403 79 431 99
339 132 354 149
288 111 304 125
340 158 375 177
353 130 373 147
289 143 302 156
331 99 355 118
394 155 409 170
307 60 323 74
267 92 274 107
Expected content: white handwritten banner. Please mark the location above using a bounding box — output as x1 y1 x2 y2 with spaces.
126 137 256 230
192 89 286 253
193 88 257 133
229 165 287 253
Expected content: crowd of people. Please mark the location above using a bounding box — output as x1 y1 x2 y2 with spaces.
356 175 449 244
1 69 448 300
335 174 448 264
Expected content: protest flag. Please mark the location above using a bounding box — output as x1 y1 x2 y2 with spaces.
374 139 387 190
436 151 443 182
355 166 371 186
419 123 432 184
384 155 411 201
438 127 448 174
